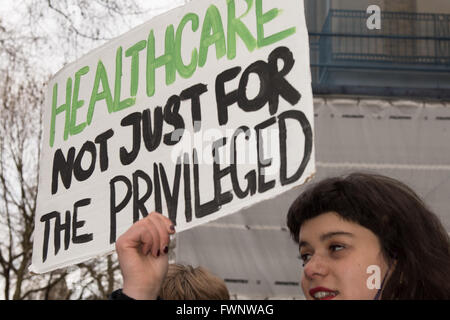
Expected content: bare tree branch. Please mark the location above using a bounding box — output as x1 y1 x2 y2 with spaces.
0 0 160 300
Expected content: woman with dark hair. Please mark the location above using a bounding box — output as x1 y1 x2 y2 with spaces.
287 172 450 300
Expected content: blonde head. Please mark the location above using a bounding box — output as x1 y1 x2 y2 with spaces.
159 264 230 300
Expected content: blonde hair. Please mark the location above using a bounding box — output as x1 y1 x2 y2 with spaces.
159 264 230 300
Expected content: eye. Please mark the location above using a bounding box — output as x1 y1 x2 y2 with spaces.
298 253 312 267
329 244 345 253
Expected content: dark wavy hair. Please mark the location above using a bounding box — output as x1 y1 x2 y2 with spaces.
287 172 450 299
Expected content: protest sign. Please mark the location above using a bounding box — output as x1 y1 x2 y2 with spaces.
31 0 315 273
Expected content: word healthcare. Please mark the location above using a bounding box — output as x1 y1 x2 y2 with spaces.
43 46 312 262
48 0 296 148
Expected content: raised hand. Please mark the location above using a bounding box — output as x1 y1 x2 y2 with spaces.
115 212 176 299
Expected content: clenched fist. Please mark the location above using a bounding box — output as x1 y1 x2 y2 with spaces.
115 212 176 299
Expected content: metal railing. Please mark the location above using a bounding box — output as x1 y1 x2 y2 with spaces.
309 10 450 87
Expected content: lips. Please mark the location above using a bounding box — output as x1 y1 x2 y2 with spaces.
309 287 339 300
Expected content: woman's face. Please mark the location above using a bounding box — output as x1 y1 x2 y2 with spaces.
298 212 389 300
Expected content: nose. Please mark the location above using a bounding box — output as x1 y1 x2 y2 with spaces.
303 254 329 279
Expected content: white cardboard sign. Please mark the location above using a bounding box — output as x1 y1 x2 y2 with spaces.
31 0 315 273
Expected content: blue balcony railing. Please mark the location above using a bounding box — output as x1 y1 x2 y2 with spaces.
309 10 450 94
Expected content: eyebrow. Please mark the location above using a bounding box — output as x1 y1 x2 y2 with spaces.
299 231 355 249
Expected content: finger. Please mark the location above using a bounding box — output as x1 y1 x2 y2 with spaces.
151 216 171 255
139 224 156 256
116 221 148 252
142 216 161 257
149 211 176 234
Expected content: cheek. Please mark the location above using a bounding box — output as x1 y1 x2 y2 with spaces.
337 264 373 299
337 256 386 300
